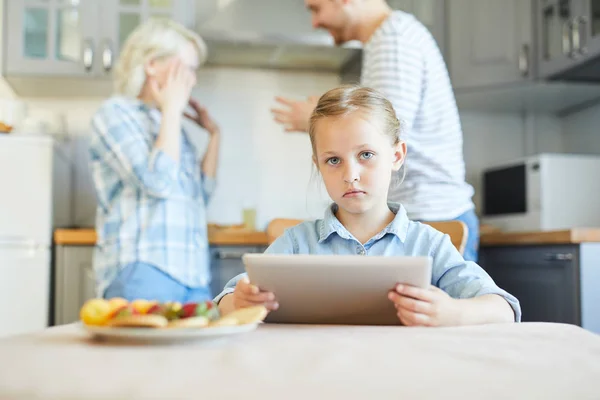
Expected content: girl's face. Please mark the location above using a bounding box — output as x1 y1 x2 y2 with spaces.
312 112 406 215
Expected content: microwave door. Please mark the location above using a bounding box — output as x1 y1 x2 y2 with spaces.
483 164 527 216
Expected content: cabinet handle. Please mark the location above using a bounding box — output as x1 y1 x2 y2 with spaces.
578 16 588 55
562 20 572 56
82 38 94 72
214 250 247 260
518 44 530 77
101 39 114 72
571 17 581 58
544 253 573 261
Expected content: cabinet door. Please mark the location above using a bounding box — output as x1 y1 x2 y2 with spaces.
210 246 265 298
448 0 534 88
4 0 99 76
97 0 195 77
578 0 600 62
388 0 447 56
481 245 580 325
54 246 95 326
537 0 581 78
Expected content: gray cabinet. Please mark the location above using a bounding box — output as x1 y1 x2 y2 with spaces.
3 0 194 77
480 243 600 334
54 245 96 326
448 0 534 89
210 245 266 297
537 0 581 78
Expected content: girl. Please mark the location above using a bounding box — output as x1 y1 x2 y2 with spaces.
215 86 520 327
89 19 220 303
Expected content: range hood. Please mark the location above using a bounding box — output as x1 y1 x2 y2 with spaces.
195 0 362 73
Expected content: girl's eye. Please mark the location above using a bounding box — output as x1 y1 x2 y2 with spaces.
326 157 341 165
360 152 374 160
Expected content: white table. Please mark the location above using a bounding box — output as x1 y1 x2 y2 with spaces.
0 322 599 399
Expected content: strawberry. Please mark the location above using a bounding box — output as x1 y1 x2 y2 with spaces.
146 304 162 315
181 303 198 319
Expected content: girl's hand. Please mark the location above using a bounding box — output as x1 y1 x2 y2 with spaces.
184 98 220 136
150 59 195 116
388 284 462 327
232 278 279 311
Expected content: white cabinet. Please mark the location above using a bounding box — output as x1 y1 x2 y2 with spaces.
0 247 50 338
448 0 534 89
3 0 194 78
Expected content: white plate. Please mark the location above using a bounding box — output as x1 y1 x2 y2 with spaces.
81 322 259 343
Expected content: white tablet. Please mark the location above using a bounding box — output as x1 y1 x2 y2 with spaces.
242 254 432 326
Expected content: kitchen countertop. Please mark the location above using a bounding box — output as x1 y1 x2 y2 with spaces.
480 228 600 246
55 227 600 247
1 322 599 399
54 226 270 247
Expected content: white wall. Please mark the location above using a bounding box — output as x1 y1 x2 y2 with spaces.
562 104 600 154
2 66 543 228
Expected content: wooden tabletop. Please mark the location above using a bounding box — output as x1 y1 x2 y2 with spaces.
54 226 270 247
1 322 599 399
480 228 600 246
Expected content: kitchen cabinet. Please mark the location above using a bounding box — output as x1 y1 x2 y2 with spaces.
54 245 96 326
3 0 194 78
542 0 600 81
480 243 600 334
210 245 266 298
537 0 581 78
448 0 534 89
388 0 447 56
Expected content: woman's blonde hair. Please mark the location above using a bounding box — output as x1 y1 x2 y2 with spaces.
113 18 207 97
308 85 402 155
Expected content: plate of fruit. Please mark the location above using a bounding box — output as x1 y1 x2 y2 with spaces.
79 298 267 342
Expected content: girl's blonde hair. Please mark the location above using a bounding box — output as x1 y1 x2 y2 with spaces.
308 85 402 155
113 18 207 97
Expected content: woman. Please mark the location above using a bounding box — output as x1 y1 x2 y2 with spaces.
89 19 220 303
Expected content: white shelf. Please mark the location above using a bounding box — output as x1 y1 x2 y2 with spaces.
455 81 600 115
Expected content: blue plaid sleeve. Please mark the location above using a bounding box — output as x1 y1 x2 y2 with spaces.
201 173 216 204
91 101 180 198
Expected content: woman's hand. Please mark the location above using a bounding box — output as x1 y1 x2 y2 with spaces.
184 98 220 136
388 284 462 327
231 278 278 311
150 59 195 116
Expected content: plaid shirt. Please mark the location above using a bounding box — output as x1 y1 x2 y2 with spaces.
89 96 215 297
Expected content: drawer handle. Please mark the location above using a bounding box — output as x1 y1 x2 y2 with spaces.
544 253 573 261
214 251 247 260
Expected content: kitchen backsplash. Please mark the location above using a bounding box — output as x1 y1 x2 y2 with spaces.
1 67 567 229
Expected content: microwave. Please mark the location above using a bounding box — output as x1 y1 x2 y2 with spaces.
481 153 600 232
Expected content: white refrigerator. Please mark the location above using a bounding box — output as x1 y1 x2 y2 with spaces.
0 135 55 337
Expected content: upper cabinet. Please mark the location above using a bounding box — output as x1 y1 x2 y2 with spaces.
4 0 99 76
538 0 600 81
537 0 580 78
3 0 194 78
388 0 447 56
448 0 534 89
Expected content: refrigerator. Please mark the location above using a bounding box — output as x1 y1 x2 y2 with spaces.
0 134 56 337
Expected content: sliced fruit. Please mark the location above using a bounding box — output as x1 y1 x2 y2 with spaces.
80 298 111 326
131 299 157 314
107 297 129 315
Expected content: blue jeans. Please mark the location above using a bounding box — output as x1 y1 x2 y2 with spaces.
103 262 212 303
453 209 480 263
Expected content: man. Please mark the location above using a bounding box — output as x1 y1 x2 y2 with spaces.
271 0 479 261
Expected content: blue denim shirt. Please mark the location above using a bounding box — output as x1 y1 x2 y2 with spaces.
89 96 215 296
215 203 521 322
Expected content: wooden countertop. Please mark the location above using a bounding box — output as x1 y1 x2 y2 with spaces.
54 225 269 247
480 228 600 246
